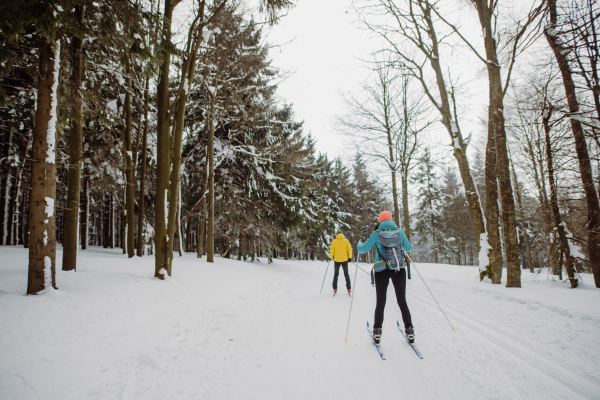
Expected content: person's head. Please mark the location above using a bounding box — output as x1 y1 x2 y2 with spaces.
378 210 393 224
336 231 344 238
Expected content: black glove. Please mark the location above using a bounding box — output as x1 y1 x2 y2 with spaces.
348 257 352 262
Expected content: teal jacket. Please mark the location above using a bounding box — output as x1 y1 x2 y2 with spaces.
357 220 412 270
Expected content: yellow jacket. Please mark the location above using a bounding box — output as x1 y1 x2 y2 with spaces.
329 233 353 262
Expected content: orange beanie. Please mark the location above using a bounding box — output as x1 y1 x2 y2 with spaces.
378 211 393 224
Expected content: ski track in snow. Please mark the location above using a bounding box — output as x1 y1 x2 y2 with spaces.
1 246 599 400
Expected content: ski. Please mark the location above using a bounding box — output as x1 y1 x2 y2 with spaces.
397 321 423 359
367 321 385 360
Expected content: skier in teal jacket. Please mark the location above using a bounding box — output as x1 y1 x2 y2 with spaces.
358 210 414 345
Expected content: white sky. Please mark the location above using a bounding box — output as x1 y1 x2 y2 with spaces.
266 0 384 162
265 0 489 165
265 0 541 169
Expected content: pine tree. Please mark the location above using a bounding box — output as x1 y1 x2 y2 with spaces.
412 149 444 263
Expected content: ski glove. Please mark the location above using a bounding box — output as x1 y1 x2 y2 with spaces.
348 258 352 262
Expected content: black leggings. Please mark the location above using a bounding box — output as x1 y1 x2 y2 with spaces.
332 261 351 290
374 268 412 329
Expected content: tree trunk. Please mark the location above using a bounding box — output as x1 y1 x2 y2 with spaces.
63 5 85 270
474 0 520 287
81 165 89 250
23 187 30 248
103 194 108 248
385 122 400 226
1 130 13 245
109 193 114 248
103 193 109 248
197 166 208 258
137 77 149 257
484 110 502 283
401 175 411 241
206 97 216 263
27 36 60 294
545 0 600 287
186 218 191 252
543 110 578 288
124 59 135 258
176 184 183 257
7 154 25 245
155 0 177 277
166 2 208 267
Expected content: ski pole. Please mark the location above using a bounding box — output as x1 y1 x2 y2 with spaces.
319 258 331 295
350 260 370 276
344 261 359 343
405 251 456 332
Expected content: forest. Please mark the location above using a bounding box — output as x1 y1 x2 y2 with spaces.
1 0 599 294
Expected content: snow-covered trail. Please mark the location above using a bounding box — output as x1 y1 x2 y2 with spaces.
1 246 599 400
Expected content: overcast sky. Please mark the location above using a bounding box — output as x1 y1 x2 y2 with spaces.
265 0 389 162
264 0 540 169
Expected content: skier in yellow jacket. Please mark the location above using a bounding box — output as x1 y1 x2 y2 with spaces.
329 233 353 296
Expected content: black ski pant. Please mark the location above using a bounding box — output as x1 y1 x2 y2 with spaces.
332 261 351 290
373 268 412 329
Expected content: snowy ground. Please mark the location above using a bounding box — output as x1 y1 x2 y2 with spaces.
1 246 599 400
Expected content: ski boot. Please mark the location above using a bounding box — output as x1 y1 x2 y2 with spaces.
333 289 337 297
405 325 415 343
348 289 351 297
373 327 382 344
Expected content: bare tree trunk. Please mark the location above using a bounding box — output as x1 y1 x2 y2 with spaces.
401 175 411 241
385 119 400 226
1 130 13 245
81 165 89 250
124 58 135 258
23 187 30 248
137 77 149 257
185 218 191 252
206 97 216 263
27 36 60 294
155 0 178 277
543 109 578 288
103 194 109 248
63 5 85 271
484 112 502 283
109 193 114 248
545 0 600 287
474 0 520 287
197 166 208 258
7 154 25 245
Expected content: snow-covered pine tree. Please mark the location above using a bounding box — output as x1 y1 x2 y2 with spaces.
412 149 444 263
440 168 476 265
